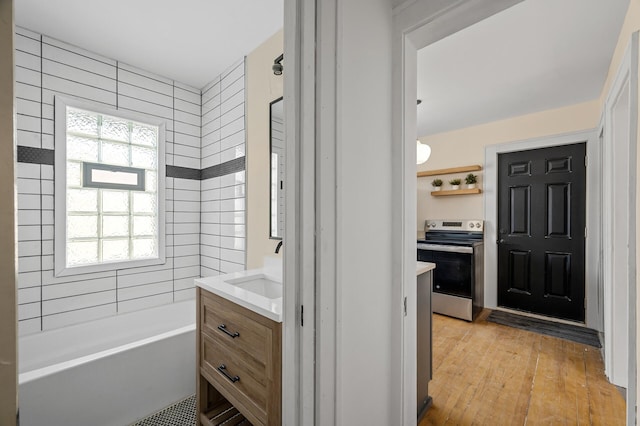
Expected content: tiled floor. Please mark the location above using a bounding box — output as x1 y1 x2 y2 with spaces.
130 395 196 426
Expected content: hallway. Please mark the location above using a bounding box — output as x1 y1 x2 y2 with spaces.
421 312 626 425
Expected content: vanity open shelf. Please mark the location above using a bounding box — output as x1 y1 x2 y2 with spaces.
199 396 250 426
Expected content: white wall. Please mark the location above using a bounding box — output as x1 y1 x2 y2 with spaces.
200 59 247 278
335 0 395 423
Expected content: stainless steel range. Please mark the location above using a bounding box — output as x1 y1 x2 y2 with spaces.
417 220 484 321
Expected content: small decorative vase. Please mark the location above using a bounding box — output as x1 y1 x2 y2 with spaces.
451 185 460 190
433 187 441 191
467 184 476 189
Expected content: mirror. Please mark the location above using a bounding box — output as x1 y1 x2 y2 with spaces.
269 97 284 239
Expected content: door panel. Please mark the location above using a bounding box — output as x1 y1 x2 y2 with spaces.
546 157 572 173
509 161 531 176
546 183 570 237
498 143 586 321
544 252 571 299
508 250 531 294
509 186 531 235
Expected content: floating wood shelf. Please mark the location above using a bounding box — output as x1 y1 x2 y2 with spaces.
417 164 482 178
431 188 482 196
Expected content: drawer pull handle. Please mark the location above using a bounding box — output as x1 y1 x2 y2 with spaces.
218 324 240 338
217 364 240 383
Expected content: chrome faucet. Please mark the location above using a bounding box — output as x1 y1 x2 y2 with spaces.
275 241 283 254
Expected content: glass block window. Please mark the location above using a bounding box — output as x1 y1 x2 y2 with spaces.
55 97 165 276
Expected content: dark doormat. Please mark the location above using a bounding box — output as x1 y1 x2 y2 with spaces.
486 310 601 348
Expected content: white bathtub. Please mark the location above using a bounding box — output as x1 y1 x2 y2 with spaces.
19 300 196 426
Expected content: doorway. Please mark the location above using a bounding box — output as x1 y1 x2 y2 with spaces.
399 1 634 425
497 143 587 322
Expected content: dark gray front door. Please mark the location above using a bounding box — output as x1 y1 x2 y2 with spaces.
497 143 586 321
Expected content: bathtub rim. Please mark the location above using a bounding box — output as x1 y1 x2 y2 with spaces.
19 323 195 385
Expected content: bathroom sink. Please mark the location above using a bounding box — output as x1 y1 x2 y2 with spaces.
195 268 283 322
226 275 282 299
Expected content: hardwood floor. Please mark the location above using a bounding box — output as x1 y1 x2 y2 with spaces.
420 311 626 426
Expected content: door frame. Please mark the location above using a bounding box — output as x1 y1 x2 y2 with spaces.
603 42 631 389
282 0 316 424
600 31 638 423
392 1 523 424
484 130 599 328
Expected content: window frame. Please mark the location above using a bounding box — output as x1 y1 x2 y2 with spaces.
82 162 146 192
54 96 166 277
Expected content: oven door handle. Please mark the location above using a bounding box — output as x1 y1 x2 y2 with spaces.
417 243 473 254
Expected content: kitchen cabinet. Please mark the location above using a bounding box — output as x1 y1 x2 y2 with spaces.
417 262 435 421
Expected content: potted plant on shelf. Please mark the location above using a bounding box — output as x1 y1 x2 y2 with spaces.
431 179 443 191
465 173 478 189
449 179 461 190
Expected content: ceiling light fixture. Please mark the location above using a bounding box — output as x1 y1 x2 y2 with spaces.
273 53 284 75
416 140 431 165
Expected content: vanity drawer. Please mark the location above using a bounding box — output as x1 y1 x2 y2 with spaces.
201 331 268 424
200 291 273 372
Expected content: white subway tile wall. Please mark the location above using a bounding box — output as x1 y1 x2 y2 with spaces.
200 60 246 278
14 27 250 335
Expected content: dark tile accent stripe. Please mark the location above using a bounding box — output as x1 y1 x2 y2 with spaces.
166 165 201 180
17 145 246 182
201 156 245 180
167 157 246 181
17 146 54 165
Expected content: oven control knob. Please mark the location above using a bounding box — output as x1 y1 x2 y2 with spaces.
469 223 474 228
476 222 481 228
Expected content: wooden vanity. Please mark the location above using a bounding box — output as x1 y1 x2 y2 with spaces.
196 287 282 425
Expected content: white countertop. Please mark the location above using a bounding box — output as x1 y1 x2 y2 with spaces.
417 261 435 276
195 269 283 323
196 261 432 322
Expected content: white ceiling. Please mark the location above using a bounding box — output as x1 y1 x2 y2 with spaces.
15 0 284 89
417 0 629 137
